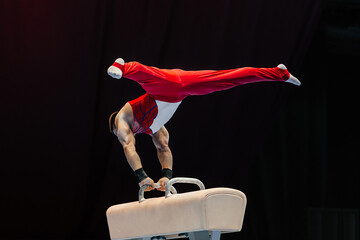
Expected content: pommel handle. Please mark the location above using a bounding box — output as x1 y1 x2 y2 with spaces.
138 177 205 202
165 177 205 198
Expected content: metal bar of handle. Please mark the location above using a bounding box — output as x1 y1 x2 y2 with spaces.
165 177 205 198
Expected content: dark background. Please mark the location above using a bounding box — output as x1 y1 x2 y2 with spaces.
1 0 359 239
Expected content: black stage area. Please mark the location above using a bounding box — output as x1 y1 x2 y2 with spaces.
1 0 359 239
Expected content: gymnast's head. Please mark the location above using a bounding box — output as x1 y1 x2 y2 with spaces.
109 111 119 135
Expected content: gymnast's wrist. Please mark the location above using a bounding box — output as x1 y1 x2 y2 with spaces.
134 168 148 183
161 168 173 179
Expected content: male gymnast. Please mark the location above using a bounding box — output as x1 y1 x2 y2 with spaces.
107 58 300 192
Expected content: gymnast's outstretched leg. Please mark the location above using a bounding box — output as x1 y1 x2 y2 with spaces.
108 58 300 102
108 59 186 102
175 64 300 98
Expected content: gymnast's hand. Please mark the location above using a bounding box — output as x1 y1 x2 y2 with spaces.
156 177 170 192
139 177 155 192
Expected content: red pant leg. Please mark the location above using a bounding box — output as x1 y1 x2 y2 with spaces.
175 66 290 99
123 61 183 102
122 62 290 102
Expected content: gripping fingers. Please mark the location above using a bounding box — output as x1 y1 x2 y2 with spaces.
139 177 155 192
148 183 161 191
156 177 169 192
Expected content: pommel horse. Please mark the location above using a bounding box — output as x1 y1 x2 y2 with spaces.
106 178 247 240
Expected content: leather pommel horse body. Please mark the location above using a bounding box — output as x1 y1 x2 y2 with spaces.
106 178 247 240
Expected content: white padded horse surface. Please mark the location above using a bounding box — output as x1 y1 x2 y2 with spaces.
107 185 247 240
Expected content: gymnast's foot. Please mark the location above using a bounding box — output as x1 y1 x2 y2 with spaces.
107 58 125 79
277 64 301 86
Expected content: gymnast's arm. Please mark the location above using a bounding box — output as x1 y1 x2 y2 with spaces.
152 127 173 191
115 111 155 191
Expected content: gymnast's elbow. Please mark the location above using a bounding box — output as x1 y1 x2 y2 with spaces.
122 142 136 154
155 143 171 153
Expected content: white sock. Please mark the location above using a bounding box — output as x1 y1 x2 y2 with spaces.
278 64 301 86
107 58 125 79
